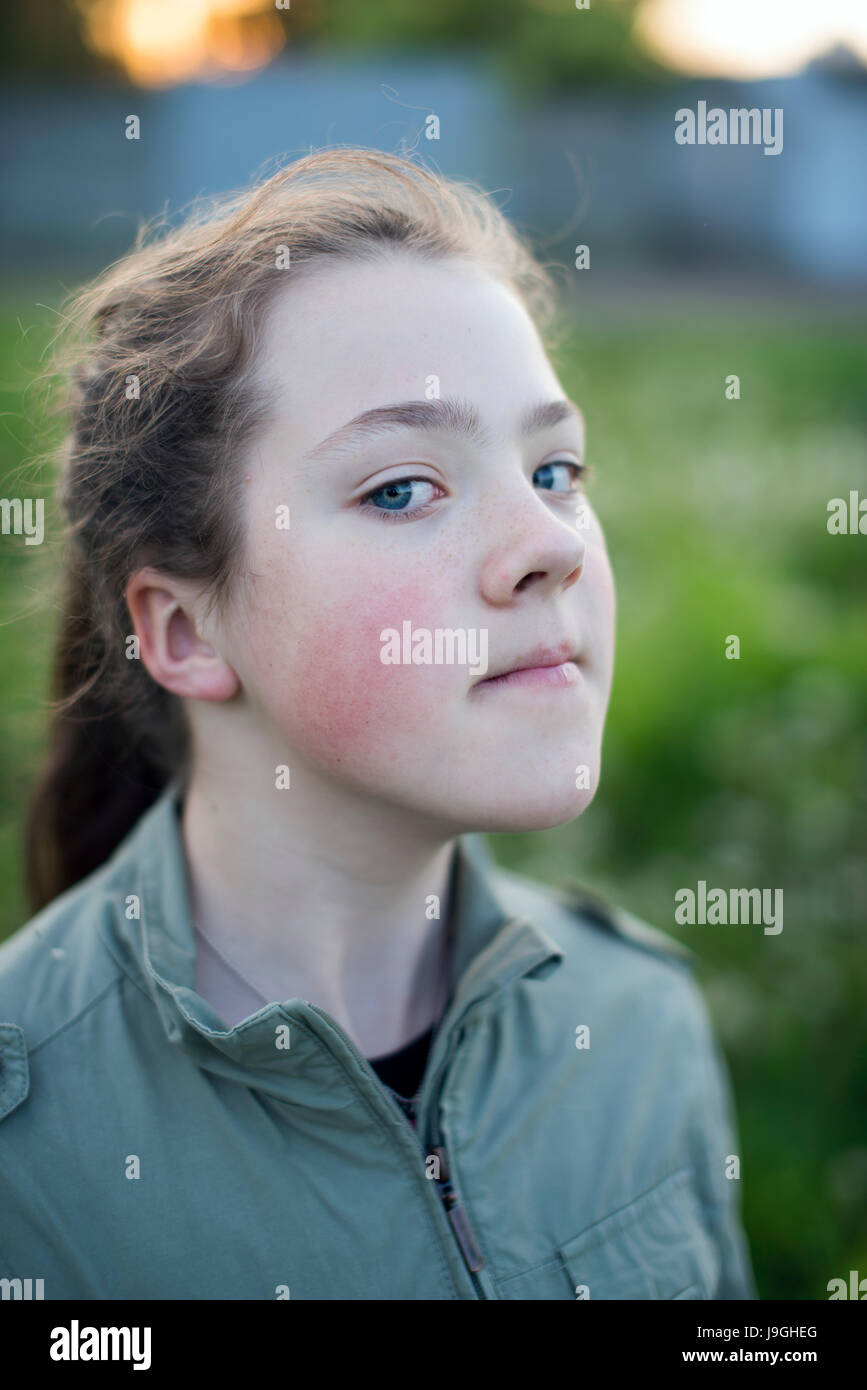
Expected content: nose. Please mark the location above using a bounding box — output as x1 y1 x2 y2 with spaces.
478 489 587 607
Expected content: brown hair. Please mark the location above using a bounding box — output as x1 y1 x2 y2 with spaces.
25 146 562 913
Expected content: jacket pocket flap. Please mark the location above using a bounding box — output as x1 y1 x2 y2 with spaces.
559 1166 720 1300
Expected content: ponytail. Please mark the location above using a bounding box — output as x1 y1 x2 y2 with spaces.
25 547 185 912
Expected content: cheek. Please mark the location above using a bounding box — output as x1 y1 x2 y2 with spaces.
273 569 455 770
582 533 616 653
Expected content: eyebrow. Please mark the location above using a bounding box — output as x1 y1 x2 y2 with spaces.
303 396 584 462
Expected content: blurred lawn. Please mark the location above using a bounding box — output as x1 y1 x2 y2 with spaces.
0 286 865 1300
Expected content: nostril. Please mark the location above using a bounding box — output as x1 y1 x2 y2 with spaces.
515 571 545 593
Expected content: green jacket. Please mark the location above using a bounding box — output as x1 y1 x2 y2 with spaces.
0 778 756 1300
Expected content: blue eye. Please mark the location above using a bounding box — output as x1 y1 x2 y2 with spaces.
360 477 441 520
535 459 586 493
368 480 415 511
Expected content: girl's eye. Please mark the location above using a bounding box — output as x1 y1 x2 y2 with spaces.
359 459 588 522
534 459 587 494
359 477 442 520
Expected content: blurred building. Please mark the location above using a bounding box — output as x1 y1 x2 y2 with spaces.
1 51 865 284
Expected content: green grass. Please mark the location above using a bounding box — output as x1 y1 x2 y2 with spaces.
1 288 865 1300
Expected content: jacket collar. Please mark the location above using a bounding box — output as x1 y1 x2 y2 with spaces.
98 776 564 1096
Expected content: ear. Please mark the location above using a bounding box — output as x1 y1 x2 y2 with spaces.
125 567 240 702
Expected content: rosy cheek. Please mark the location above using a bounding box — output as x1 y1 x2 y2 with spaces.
280 575 449 768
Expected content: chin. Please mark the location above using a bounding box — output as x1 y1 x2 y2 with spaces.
461 783 600 835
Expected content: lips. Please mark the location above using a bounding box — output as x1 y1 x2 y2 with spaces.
473 640 580 687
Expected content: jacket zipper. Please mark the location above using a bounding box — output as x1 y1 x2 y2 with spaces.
306 1002 491 1297
430 1144 486 1273
414 1015 492 1295
390 1091 487 1281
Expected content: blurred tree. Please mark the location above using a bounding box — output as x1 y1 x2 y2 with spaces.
0 0 106 80
0 0 671 93
313 0 668 100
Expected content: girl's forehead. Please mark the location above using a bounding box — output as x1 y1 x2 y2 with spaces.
254 259 558 452
259 253 533 360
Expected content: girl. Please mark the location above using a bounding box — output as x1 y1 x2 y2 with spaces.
0 148 756 1300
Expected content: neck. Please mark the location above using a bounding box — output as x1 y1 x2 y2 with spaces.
179 755 459 1057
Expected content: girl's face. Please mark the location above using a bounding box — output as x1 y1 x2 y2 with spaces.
222 252 615 832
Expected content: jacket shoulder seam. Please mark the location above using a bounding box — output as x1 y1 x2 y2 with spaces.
23 975 125 1058
497 868 696 967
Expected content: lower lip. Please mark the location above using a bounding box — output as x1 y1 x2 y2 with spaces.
474 661 581 692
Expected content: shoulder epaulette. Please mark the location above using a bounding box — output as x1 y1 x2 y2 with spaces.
558 881 696 965
0 1023 30 1121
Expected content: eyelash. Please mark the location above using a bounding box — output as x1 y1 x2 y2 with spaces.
359 459 590 523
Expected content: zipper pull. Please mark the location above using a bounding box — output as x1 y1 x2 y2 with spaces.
432 1145 486 1273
